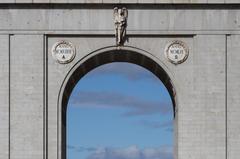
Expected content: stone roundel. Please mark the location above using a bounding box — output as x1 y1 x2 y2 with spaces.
164 40 189 65
52 40 76 64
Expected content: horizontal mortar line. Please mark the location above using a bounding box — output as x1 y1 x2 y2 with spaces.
1 29 240 31
1 29 240 32
2 4 240 10
2 30 240 35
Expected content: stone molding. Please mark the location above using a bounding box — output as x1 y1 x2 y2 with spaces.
0 0 240 4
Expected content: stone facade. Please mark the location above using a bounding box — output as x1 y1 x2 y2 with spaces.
0 2 240 159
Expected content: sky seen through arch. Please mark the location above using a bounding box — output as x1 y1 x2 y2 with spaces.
67 62 173 159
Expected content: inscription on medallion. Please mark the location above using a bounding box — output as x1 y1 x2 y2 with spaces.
52 41 76 64
165 40 189 64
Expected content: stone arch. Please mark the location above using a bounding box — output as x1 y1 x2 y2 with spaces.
58 46 178 159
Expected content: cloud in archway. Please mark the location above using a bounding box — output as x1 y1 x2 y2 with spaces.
67 145 97 152
138 120 173 131
86 145 173 159
70 91 173 117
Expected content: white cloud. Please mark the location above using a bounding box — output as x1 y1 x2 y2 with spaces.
138 120 173 130
67 145 96 152
86 145 173 159
70 91 173 117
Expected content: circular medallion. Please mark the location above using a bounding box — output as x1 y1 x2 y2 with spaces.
164 40 189 64
52 41 76 64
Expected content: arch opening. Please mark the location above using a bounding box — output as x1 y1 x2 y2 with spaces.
60 47 177 159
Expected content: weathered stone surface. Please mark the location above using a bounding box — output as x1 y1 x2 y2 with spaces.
10 35 44 159
15 0 32 3
0 3 239 159
0 0 14 3
227 35 240 159
0 8 240 33
33 0 49 3
178 35 226 159
0 35 9 159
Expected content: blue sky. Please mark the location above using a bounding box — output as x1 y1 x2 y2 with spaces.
67 62 173 159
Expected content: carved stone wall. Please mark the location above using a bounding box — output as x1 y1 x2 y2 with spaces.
0 3 240 159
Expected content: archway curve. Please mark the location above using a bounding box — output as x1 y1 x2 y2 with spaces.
58 46 178 159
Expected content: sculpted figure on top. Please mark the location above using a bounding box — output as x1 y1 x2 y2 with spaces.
114 7 128 46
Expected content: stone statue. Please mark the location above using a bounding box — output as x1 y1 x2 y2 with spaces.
114 7 128 46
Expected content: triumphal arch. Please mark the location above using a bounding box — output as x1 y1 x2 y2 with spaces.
0 1 240 159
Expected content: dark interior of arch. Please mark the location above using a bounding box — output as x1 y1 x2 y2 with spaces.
61 49 176 159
